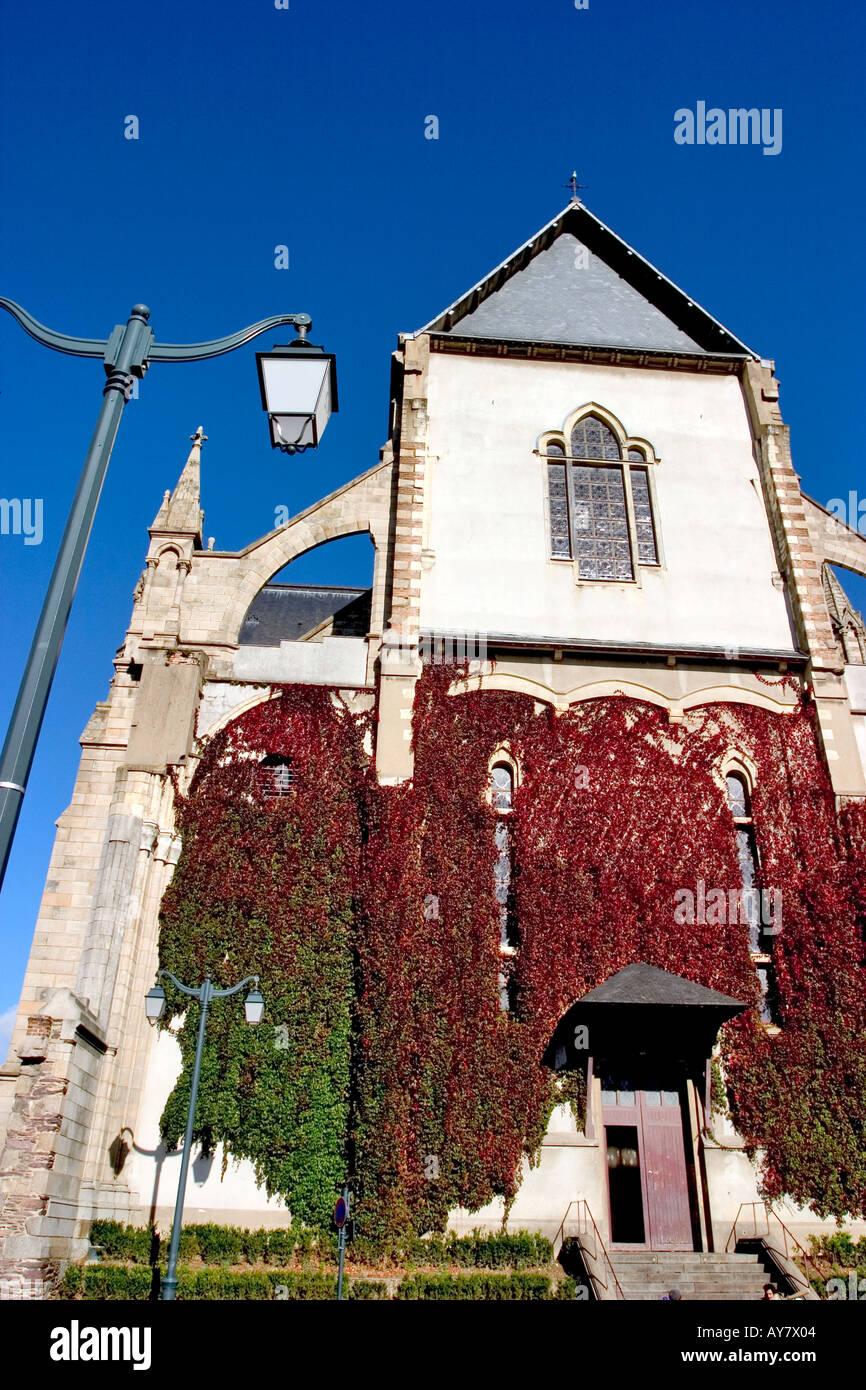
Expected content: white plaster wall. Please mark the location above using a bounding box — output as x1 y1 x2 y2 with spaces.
844 668 866 781
423 354 794 652
852 714 866 785
127 1024 288 1225
845 666 866 712
197 682 271 738
233 637 368 687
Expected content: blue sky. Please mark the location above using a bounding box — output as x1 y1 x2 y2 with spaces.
1 0 865 1041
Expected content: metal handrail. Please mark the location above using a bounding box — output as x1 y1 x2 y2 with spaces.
724 1202 823 1296
554 1198 625 1300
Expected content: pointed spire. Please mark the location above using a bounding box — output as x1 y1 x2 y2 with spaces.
150 427 206 542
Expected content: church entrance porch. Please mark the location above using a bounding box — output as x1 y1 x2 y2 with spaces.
543 962 748 1256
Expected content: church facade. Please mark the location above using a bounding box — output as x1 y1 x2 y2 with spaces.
2 199 866 1294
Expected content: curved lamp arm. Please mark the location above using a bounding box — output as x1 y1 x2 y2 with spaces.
148 314 311 363
0 297 311 366
212 974 260 1000
0 296 108 358
157 968 260 1000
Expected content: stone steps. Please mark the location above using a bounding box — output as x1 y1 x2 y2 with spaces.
611 1251 770 1301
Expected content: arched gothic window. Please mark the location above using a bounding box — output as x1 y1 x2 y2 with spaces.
490 762 514 811
545 412 659 578
726 771 751 821
570 416 621 460
255 754 296 797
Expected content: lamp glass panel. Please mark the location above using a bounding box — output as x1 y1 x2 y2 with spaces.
260 356 330 414
145 986 166 1022
270 414 315 449
245 990 265 1025
313 371 332 441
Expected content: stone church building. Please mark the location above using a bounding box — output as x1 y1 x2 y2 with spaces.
2 198 866 1298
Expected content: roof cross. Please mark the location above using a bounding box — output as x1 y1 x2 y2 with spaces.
563 170 588 200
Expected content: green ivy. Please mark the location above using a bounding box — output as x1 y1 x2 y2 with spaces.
158 689 364 1230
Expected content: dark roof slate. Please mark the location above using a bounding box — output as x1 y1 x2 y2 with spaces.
578 962 745 1009
444 233 705 352
239 583 372 647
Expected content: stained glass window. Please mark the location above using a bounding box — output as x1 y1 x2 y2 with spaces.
572 465 633 580
546 451 571 558
545 416 659 577
629 467 659 565
570 414 621 460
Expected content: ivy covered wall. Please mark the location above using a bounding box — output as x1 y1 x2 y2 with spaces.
156 670 866 1242
158 688 368 1229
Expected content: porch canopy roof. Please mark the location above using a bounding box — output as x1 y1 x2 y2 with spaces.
542 962 748 1072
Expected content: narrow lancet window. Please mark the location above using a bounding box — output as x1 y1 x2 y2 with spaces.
726 769 779 1024
490 760 518 1009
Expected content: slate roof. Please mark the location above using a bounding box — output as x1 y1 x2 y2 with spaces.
540 962 747 1068
578 962 745 1009
418 201 757 358
239 583 372 647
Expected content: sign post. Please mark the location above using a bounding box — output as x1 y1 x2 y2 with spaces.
334 1186 351 1301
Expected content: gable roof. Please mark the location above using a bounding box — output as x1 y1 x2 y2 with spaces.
540 962 747 1069
578 962 745 1009
417 201 757 358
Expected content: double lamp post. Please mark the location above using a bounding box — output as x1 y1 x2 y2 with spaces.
145 972 264 1301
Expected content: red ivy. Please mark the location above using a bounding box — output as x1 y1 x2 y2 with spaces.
159 669 866 1239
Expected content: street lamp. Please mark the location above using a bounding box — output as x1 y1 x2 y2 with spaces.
256 334 338 453
243 987 265 1025
144 968 264 1301
0 300 338 895
144 984 167 1024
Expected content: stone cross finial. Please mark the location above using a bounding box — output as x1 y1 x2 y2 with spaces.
190 426 208 447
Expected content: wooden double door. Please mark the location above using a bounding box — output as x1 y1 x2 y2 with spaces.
601 1067 695 1251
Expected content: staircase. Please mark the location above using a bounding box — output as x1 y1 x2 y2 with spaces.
610 1251 770 1301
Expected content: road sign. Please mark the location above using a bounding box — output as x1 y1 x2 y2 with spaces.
334 1196 348 1228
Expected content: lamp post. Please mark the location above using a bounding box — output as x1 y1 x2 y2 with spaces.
0 299 338 894
145 969 265 1301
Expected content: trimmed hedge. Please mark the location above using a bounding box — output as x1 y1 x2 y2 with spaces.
807 1232 866 1266
61 1266 573 1301
86 1221 552 1271
397 1273 575 1300
62 1267 336 1301
88 1221 322 1267
62 1266 153 1301
351 1230 554 1270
